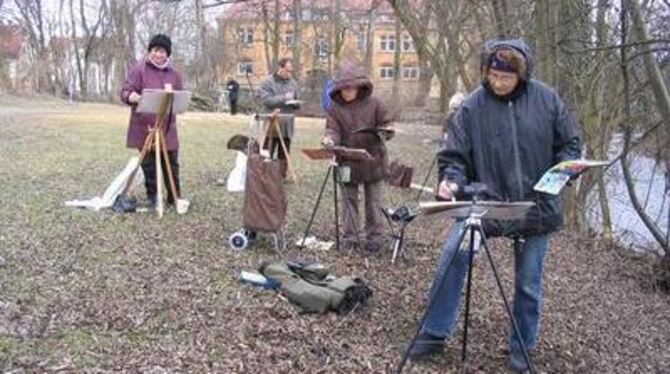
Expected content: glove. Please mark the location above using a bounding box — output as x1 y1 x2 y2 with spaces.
321 136 335 148
128 92 142 104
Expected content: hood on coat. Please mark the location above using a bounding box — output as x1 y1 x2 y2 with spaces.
480 38 534 82
329 61 373 105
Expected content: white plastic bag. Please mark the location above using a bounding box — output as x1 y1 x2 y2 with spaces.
226 151 247 192
65 156 142 210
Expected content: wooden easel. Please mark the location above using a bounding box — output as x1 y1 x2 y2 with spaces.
261 111 298 182
122 86 180 218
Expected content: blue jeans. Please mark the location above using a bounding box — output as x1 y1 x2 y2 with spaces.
421 221 550 353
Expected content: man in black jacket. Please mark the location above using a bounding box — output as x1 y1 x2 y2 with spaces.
225 77 240 115
409 39 581 372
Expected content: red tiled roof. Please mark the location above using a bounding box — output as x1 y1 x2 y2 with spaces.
0 25 25 59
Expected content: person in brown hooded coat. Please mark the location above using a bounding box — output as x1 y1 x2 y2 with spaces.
322 61 394 252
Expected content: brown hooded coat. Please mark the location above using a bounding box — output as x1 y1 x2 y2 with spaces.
325 63 391 184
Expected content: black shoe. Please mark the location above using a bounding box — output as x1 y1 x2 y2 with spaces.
408 332 444 361
363 241 383 253
341 240 358 250
508 350 531 372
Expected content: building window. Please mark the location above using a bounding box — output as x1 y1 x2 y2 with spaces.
313 8 329 21
315 37 328 59
380 34 396 52
238 26 254 45
402 66 419 79
238 60 253 76
284 30 294 46
379 66 395 79
356 33 367 52
402 34 415 52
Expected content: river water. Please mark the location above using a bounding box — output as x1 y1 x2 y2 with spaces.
587 133 669 252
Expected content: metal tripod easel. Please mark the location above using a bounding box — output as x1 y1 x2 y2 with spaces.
299 147 371 251
396 190 537 374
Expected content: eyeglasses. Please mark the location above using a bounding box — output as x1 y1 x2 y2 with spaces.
487 71 518 84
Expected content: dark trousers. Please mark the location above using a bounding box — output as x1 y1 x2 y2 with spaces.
141 150 181 204
229 98 238 115
263 137 291 160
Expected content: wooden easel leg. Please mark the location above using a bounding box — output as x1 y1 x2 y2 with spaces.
270 119 297 182
159 129 180 202
155 130 164 218
276 134 297 182
121 130 156 196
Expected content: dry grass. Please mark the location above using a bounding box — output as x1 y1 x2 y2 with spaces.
0 96 668 373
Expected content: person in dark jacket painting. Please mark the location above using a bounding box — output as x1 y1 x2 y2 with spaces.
120 33 184 207
408 39 581 372
322 61 395 253
257 57 300 161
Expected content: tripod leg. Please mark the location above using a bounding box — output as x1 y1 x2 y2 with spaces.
392 225 406 264
476 227 535 374
396 223 469 374
461 227 477 362
415 154 437 202
122 131 156 196
300 166 332 247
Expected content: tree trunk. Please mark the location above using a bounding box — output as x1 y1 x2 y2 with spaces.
413 1 433 106
333 0 344 64
69 0 85 100
261 2 273 73
491 0 510 37
627 0 670 134
620 0 669 256
292 0 302 83
273 0 280 65
364 7 376 75
391 16 402 104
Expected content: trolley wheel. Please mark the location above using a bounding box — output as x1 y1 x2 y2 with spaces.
229 230 249 250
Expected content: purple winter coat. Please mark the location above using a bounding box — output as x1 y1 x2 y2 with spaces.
120 58 184 151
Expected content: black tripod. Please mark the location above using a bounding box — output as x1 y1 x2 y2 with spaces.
300 158 361 250
382 206 418 263
396 190 535 374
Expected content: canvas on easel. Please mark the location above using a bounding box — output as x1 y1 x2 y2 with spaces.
137 88 191 114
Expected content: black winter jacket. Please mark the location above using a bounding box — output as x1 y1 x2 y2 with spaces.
438 39 581 237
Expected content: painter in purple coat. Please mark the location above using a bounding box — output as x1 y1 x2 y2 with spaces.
120 34 184 206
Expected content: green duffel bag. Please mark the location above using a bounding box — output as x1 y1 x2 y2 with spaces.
260 261 372 314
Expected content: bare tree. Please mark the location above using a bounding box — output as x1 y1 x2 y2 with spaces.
13 0 50 91
620 0 670 257
391 14 401 103
291 0 302 83
68 0 109 100
389 0 478 112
